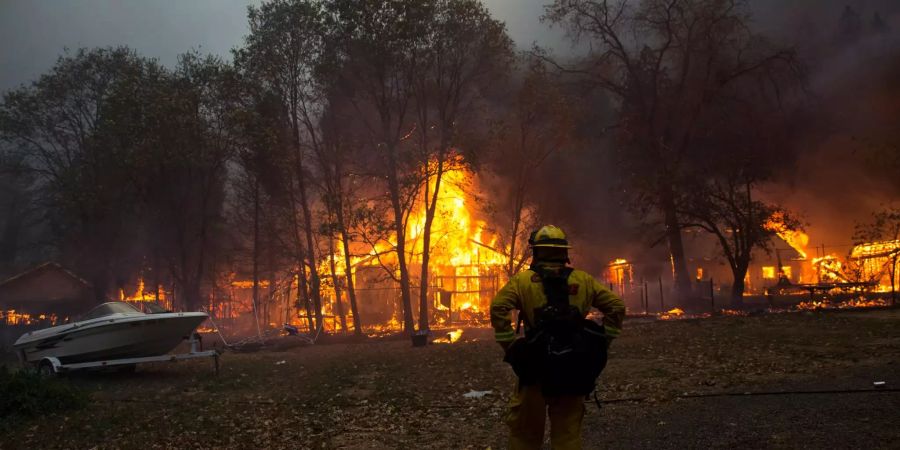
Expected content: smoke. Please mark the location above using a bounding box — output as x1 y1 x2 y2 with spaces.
2 0 898 274
493 1 900 274
760 1 900 252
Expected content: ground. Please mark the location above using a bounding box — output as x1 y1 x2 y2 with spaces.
1 308 899 449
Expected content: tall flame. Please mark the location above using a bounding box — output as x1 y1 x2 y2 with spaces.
764 212 808 259
314 162 508 329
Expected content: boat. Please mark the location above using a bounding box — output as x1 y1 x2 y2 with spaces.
13 302 208 365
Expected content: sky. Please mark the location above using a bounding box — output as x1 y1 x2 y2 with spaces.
0 0 570 92
1 0 898 259
3 0 898 92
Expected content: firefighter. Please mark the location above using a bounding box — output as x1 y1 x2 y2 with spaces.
491 225 625 450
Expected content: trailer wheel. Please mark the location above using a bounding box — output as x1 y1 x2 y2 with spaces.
37 359 57 377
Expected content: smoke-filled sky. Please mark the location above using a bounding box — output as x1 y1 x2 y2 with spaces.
0 0 573 92
1 0 899 270
3 0 898 92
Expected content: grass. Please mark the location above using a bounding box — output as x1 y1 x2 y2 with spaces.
0 367 87 431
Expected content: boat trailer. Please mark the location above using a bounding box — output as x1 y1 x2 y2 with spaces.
30 335 220 376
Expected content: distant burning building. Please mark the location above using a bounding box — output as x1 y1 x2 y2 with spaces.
850 240 900 291
0 262 96 346
0 262 95 325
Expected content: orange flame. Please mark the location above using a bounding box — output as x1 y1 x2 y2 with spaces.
764 212 808 259
318 163 507 328
1 310 64 326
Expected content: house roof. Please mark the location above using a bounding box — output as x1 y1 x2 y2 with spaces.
0 262 92 291
771 236 806 261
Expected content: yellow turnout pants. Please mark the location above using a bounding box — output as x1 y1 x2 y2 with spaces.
506 382 584 450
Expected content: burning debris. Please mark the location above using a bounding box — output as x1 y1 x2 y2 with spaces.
796 298 889 310
850 240 900 291
434 328 464 344
658 308 685 320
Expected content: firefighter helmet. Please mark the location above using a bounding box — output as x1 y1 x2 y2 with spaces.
528 225 572 248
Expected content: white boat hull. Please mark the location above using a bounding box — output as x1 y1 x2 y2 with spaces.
14 312 207 364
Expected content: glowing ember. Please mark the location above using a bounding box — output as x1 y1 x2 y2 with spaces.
362 317 404 335
796 298 888 310
447 328 464 343
658 308 686 320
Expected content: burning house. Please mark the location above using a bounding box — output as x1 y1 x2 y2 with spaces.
849 240 900 292
317 168 509 330
0 262 95 345
0 262 94 325
179 167 514 334
600 213 895 313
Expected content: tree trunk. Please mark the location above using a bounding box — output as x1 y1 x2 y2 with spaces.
337 207 362 335
661 186 692 303
0 197 23 270
331 155 362 335
890 254 897 306
297 260 314 332
290 100 323 332
184 281 202 315
187 241 206 312
296 163 323 332
386 146 414 334
267 269 276 328
252 179 261 331
152 250 161 306
284 278 292 326
329 234 348 332
417 157 445 333
730 264 748 309
286 175 315 332
507 182 527 279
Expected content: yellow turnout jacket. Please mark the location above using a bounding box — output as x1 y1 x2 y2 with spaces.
490 263 625 343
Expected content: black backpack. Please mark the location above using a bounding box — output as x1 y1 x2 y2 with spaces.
504 266 608 396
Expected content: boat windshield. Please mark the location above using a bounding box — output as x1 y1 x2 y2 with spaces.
138 302 170 314
80 302 143 320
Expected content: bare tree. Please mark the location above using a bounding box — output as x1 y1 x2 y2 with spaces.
544 0 803 302
324 0 441 334
316 105 365 334
237 0 328 331
410 0 514 332
489 59 576 278
142 54 239 311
